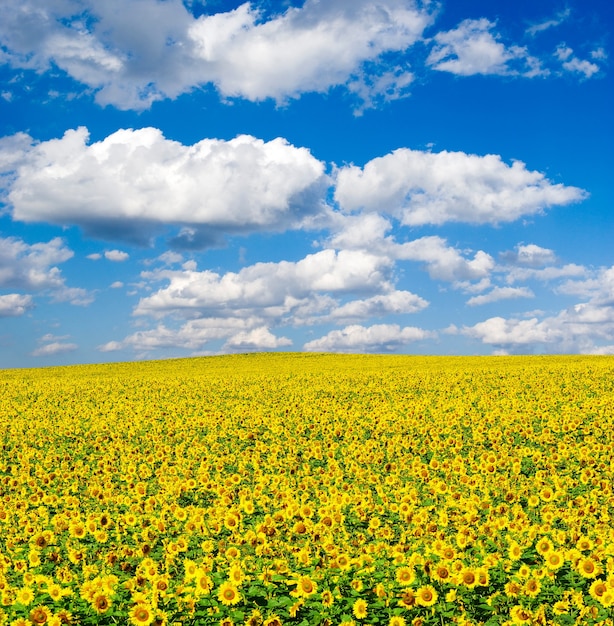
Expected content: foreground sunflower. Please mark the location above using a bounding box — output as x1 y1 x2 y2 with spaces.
217 581 242 606
129 602 155 626
352 598 368 620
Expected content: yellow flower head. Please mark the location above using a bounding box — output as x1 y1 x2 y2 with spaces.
352 598 368 620
217 581 242 606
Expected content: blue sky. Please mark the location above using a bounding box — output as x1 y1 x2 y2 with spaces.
0 0 612 367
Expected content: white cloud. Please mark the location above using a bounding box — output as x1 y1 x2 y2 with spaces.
98 316 264 353
304 323 434 353
396 236 494 281
104 249 129 262
86 253 102 260
31 341 78 357
467 286 534 306
463 316 564 346
0 236 72 290
328 290 428 322
505 263 586 284
426 18 534 76
0 0 433 110
0 293 34 317
526 9 571 37
2 127 328 246
0 236 94 306
463 266 614 352
500 243 557 267
334 148 587 226
136 248 393 319
110 281 124 289
555 45 600 78
222 327 292 352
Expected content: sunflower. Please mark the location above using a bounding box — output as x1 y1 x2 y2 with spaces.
293 575 317 598
535 538 553 556
388 617 406 626
508 542 522 561
224 514 240 532
416 585 437 607
458 567 477 589
432 564 451 583
129 603 155 626
352 599 367 620
194 570 213 595
524 578 541 597
92 593 112 614
336 554 351 570
29 606 51 625
217 582 242 606
509 605 532 624
228 564 245 586
321 589 334 608
577 557 601 578
396 566 415 586
398 589 416 608
245 609 263 626
589 579 608 602
15 587 34 606
475 567 490 587
544 550 565 571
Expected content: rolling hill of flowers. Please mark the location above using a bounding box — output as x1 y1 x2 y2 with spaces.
1 353 613 626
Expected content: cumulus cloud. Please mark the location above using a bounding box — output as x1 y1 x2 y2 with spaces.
0 293 34 317
556 46 600 78
98 317 265 353
499 243 557 267
505 264 586 285
135 249 394 319
222 327 292 352
31 341 78 357
0 236 94 306
467 286 534 306
104 250 129 262
396 236 494 281
328 290 428 322
0 0 433 110
304 323 434 353
31 342 78 356
2 127 328 246
426 18 538 76
463 316 564 346
0 236 71 290
463 266 614 353
334 148 587 226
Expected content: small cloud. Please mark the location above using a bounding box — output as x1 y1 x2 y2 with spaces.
0 293 34 317
223 327 292 352
591 48 607 61
556 45 600 78
526 9 571 37
98 340 123 352
31 341 78 357
500 243 557 267
110 281 124 288
427 19 528 76
87 253 102 260
467 286 534 306
104 249 129 262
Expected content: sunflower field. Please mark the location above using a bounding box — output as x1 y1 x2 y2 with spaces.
1 353 614 626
